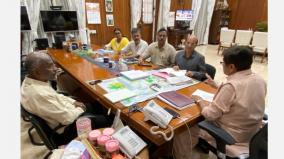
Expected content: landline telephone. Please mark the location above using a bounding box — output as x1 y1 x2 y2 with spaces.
143 100 174 141
112 126 147 159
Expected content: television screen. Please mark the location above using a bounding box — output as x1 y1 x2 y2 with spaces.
21 6 31 31
176 10 193 21
40 11 79 32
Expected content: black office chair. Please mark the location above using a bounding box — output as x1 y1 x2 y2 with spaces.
205 63 216 79
201 63 216 81
21 105 64 150
197 120 268 159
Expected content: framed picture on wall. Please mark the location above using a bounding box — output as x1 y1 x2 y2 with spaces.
105 0 113 12
106 14 114 26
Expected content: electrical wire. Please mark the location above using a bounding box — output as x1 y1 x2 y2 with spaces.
174 116 193 159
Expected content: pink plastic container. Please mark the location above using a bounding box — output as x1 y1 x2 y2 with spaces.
105 139 120 158
88 129 101 146
76 117 92 138
97 135 111 155
103 128 115 136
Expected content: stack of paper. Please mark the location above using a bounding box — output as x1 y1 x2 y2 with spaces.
161 68 187 77
104 89 137 103
120 70 149 80
192 89 215 102
167 76 193 85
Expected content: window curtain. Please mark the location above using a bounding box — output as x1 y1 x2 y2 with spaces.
156 0 171 32
22 0 88 55
131 0 142 29
21 0 41 55
191 0 216 45
68 0 88 45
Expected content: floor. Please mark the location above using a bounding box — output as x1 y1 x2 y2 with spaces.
191 44 268 159
195 44 268 85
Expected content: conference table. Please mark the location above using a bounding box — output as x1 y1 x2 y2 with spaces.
47 47 217 146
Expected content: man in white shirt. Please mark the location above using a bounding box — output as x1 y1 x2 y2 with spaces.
21 52 111 147
121 28 148 58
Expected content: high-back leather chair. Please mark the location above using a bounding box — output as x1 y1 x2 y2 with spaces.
21 105 62 150
197 120 268 159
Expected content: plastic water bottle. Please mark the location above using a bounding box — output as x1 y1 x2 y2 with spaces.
76 117 92 139
118 58 128 71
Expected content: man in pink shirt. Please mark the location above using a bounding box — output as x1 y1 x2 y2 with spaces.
173 46 267 159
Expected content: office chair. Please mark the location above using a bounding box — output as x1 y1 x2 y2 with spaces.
21 105 63 150
197 120 268 159
201 63 216 81
205 63 216 79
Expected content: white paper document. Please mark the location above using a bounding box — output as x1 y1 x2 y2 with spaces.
192 89 215 102
167 76 192 85
120 70 149 80
161 68 187 77
104 89 137 103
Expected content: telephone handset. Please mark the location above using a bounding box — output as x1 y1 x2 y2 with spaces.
143 100 175 141
143 100 173 129
112 126 147 159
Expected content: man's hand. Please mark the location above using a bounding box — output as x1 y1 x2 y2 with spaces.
74 101 86 111
204 73 219 88
185 71 193 77
191 95 203 103
173 65 180 71
138 57 144 64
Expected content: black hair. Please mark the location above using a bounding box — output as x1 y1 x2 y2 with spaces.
131 28 140 34
113 27 121 33
222 46 253 71
157 27 167 33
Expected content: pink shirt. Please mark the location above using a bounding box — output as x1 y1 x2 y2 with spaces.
202 69 267 143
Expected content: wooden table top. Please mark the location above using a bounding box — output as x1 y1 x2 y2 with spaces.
47 48 217 146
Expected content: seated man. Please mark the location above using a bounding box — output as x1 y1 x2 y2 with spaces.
139 27 176 67
173 46 267 159
21 52 112 147
121 28 148 58
173 34 206 81
105 27 129 52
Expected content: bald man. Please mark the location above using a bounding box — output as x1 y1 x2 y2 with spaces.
21 52 111 147
174 34 206 81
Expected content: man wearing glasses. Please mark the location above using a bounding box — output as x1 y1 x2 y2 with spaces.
173 34 207 81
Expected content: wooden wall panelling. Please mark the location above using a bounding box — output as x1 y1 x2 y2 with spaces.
170 0 192 11
140 24 153 45
227 0 267 30
86 0 103 46
86 0 131 46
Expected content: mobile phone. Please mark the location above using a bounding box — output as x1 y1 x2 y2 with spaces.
164 107 180 119
88 80 102 85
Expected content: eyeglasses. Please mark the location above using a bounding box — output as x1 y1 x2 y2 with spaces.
115 32 121 35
